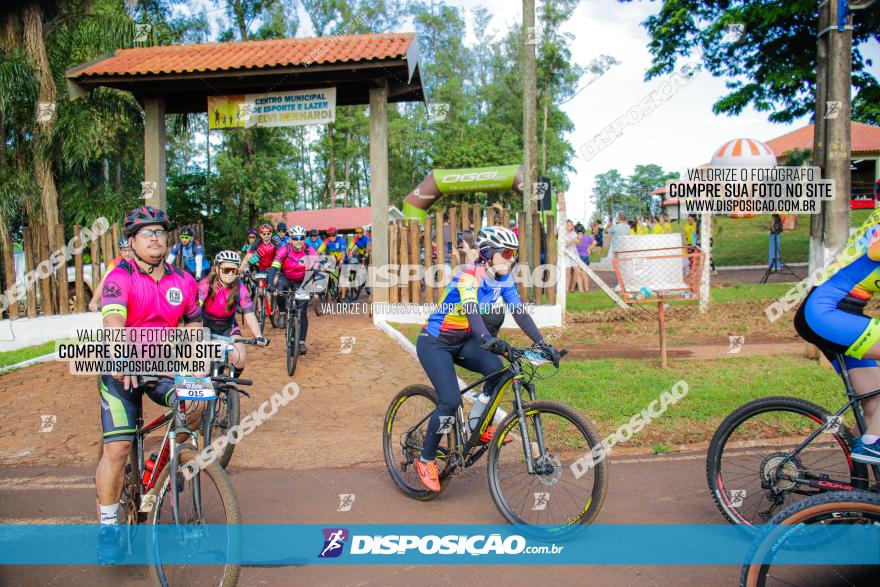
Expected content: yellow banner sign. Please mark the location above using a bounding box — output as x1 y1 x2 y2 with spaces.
208 88 336 130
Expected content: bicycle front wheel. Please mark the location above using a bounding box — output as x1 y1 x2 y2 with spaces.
487 400 608 537
201 387 241 469
707 396 866 530
148 450 241 587
740 490 880 587
286 310 300 376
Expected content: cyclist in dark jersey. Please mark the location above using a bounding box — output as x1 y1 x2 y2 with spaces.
198 250 267 376
414 226 561 492
794 208 880 464
166 226 209 280
96 206 203 561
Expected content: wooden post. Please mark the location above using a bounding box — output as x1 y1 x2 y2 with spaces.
460 203 469 232
448 207 459 268
409 219 421 303
37 227 55 315
532 212 542 304
424 215 434 304
23 228 37 318
111 224 121 259
546 214 557 305
517 212 528 300
389 222 399 303
0 229 19 319
472 204 481 231
436 210 446 293
90 228 100 291
658 299 668 369
74 225 85 313
101 231 113 283
502 209 510 228
369 83 390 306
399 220 410 303
55 224 69 315
144 97 167 209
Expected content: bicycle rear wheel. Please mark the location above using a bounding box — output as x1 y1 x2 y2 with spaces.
286 310 300 376
269 294 281 329
148 450 241 586
201 387 241 469
707 396 866 530
383 385 456 500
487 400 608 538
740 490 880 587
255 291 267 333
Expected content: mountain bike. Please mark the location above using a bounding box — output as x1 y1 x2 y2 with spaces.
383 344 607 538
342 255 366 302
201 334 268 468
707 352 880 531
272 263 325 376
243 270 275 332
740 490 880 586
107 375 241 586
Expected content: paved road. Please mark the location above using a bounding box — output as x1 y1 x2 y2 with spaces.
0 448 742 586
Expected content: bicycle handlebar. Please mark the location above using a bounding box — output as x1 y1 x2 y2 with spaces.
210 333 270 346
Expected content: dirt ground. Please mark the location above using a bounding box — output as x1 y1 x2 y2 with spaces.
0 311 428 470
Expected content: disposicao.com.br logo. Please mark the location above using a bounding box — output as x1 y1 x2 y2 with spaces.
318 528 563 558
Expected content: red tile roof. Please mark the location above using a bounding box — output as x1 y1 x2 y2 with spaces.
268 207 373 231
69 33 415 78
765 122 880 156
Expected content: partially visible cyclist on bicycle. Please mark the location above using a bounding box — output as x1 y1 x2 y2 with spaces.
199 250 268 378
89 237 134 312
267 225 318 354
318 226 348 297
241 223 276 273
414 226 561 492
795 208 880 464
96 206 204 559
166 226 209 281
348 226 371 261
305 228 323 252
273 222 290 248
241 229 257 254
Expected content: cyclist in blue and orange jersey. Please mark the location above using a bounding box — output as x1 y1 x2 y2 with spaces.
96 206 204 561
318 226 348 297
795 207 880 464
241 229 258 254
267 225 318 354
305 228 323 252
348 226 371 261
198 250 267 377
413 226 561 492
273 222 290 248
166 226 209 280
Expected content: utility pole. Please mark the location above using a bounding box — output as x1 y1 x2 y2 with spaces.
811 0 860 276
522 0 538 302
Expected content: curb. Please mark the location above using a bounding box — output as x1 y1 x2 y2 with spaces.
0 352 57 374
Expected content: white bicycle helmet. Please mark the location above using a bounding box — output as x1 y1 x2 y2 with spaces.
290 225 307 238
476 226 519 251
214 250 241 266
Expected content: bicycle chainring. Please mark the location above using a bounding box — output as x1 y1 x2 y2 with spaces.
534 453 562 486
760 452 803 491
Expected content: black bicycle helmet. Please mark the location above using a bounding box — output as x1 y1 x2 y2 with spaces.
181 226 194 237
124 206 171 236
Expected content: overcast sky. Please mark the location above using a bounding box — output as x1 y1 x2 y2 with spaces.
185 0 879 221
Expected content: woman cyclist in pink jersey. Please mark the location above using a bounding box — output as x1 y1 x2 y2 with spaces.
198 250 268 377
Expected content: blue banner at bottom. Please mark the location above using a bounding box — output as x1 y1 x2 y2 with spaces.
0 524 878 565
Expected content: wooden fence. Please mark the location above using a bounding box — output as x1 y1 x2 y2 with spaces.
0 222 203 320
387 205 557 305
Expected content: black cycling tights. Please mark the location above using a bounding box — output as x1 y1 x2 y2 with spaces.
416 329 503 461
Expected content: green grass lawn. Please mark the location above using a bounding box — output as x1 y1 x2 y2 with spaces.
566 281 795 313
590 210 872 267
0 341 57 370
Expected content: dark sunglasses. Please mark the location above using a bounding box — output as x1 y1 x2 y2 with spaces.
292 236 305 241
260 231 272 236
219 266 238 275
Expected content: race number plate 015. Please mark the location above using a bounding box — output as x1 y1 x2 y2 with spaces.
173 376 216 400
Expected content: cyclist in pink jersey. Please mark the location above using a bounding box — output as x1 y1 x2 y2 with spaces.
198 250 267 376
267 225 318 354
95 206 205 561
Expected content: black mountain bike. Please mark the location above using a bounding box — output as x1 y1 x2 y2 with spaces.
273 263 326 376
201 334 267 468
740 490 880 587
383 344 607 537
707 352 880 530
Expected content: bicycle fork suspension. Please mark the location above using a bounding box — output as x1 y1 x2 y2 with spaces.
512 380 547 475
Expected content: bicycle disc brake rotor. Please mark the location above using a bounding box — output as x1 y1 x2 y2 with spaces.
535 453 562 486
759 453 803 491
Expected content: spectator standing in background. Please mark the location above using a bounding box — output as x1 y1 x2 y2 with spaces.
768 213 783 271
575 224 594 292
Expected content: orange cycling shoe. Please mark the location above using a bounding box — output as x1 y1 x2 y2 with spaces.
414 459 441 492
479 426 514 444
